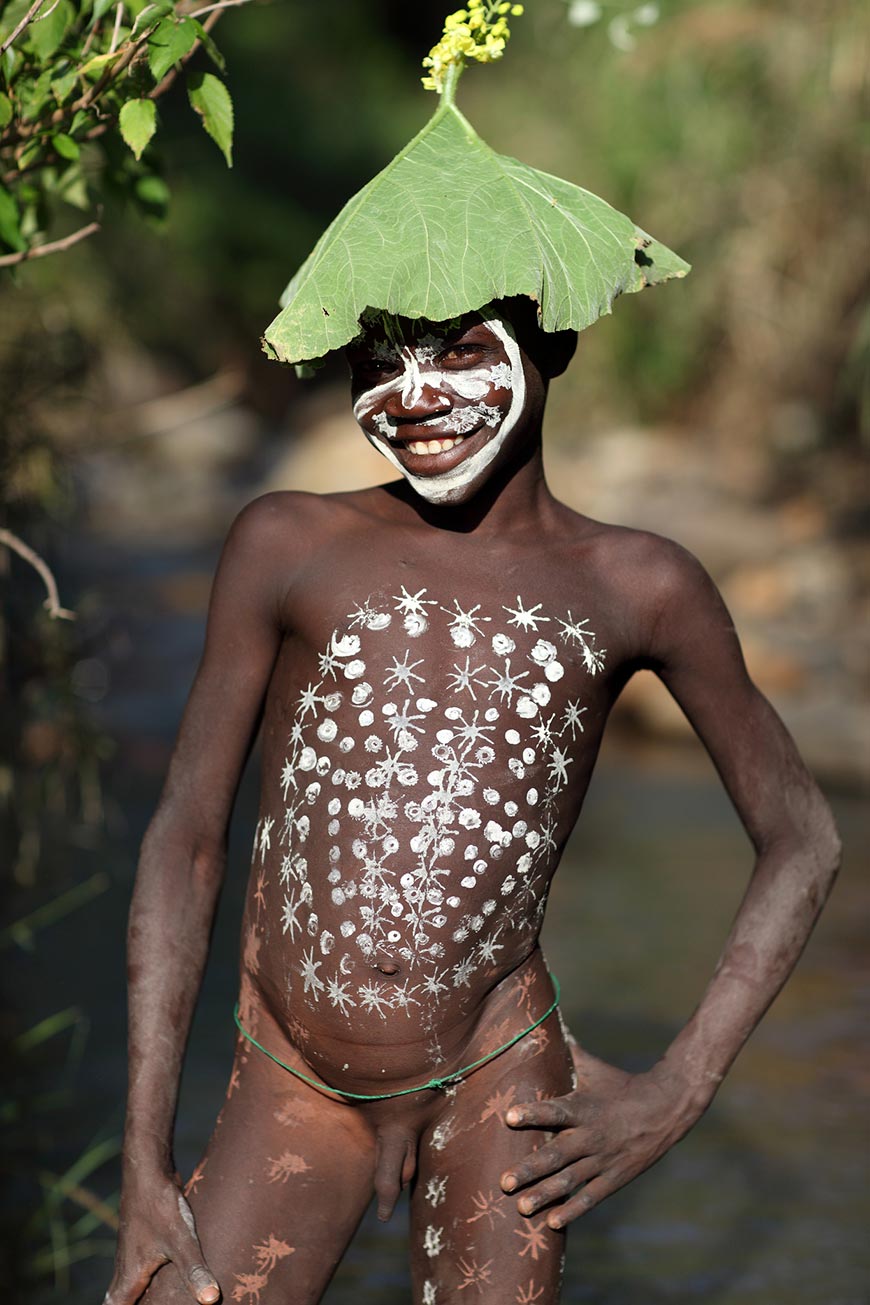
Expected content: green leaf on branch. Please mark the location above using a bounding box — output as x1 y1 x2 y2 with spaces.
263 101 691 367
0 0 31 47
70 109 92 134
187 71 232 167
17 138 43 170
134 171 169 222
0 93 12 129
2 48 20 82
18 68 52 120
130 0 173 37
51 132 79 160
119 97 156 161
56 163 89 210
78 49 119 79
27 0 74 61
89 0 116 25
147 16 196 82
191 19 225 74
0 184 27 253
51 67 78 104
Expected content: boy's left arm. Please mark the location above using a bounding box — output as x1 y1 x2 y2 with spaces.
500 538 842 1228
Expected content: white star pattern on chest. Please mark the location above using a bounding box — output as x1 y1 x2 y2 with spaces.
250 587 606 1025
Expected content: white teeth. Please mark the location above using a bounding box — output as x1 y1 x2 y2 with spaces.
405 435 467 455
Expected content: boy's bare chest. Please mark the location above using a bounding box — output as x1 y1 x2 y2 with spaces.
251 559 615 1021
267 562 612 767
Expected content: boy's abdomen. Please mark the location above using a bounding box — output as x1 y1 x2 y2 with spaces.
240 580 605 1077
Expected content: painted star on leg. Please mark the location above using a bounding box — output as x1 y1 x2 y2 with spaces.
514 1219 550 1261
456 1255 494 1292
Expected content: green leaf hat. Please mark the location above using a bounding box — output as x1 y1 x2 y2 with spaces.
262 3 689 371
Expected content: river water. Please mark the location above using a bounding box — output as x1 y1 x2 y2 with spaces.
20 528 868 1305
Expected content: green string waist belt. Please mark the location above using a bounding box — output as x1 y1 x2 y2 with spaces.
233 973 561 1102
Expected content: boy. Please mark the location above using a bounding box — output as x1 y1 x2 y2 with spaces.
105 298 840 1305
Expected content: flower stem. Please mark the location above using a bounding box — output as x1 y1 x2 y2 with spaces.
440 58 465 108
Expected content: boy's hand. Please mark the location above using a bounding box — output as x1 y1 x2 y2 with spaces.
500 1048 707 1229
104 1169 220 1305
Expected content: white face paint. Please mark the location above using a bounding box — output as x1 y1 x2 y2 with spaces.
351 315 527 505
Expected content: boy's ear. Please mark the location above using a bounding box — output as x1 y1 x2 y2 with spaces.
497 297 577 379
542 329 578 379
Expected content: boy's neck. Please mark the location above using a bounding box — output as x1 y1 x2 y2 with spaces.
384 436 553 538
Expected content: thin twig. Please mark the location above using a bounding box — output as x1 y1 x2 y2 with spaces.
108 1 124 54
0 527 77 617
0 0 46 56
0 221 99 268
80 11 102 57
33 0 64 23
187 0 252 19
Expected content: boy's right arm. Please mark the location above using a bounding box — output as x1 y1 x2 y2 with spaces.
105 496 291 1305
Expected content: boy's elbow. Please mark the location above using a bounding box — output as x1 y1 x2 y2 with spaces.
190 837 227 885
801 798 842 902
820 819 843 884
139 815 227 885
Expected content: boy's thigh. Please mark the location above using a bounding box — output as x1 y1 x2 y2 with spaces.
410 1011 573 1304
140 1043 376 1305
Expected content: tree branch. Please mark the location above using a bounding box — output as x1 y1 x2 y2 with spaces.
0 221 100 268
0 528 77 618
0 0 48 57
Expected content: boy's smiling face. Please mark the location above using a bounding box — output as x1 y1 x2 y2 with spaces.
347 310 534 506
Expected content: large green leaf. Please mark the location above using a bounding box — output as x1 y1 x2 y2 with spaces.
263 100 689 367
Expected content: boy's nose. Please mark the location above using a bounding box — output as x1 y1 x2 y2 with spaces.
382 380 450 421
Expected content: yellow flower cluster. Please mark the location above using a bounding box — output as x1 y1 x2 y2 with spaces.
422 1 525 93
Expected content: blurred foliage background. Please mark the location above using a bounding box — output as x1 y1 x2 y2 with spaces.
1 0 868 1300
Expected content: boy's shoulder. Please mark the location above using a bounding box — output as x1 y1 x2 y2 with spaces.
226 487 376 551
557 513 717 658
559 510 709 593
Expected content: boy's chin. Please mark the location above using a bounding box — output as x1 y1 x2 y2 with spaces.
363 426 517 508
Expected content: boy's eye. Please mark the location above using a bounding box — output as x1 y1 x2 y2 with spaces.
439 343 485 366
354 358 398 382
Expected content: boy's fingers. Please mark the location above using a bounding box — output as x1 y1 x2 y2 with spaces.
104 1263 154 1305
174 1254 220 1303
501 1137 575 1193
545 1173 614 1228
505 1097 574 1129
170 1193 220 1302
514 1157 601 1216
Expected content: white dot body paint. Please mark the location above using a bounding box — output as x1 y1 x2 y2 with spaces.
352 315 526 506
